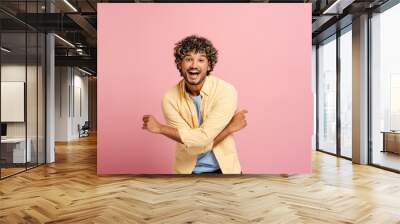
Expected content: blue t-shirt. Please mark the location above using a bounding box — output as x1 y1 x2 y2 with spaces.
190 95 220 174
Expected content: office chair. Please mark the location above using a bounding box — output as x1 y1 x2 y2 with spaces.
79 121 90 138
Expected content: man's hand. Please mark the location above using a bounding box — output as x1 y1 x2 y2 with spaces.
142 114 183 143
142 115 162 134
227 109 248 133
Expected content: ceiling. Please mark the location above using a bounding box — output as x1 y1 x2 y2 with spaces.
0 0 393 75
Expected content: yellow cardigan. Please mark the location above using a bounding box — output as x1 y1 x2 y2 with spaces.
162 76 242 174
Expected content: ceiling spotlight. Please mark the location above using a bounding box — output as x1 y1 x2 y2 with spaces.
78 67 93 76
63 0 78 12
54 34 75 48
322 0 355 15
1 47 11 53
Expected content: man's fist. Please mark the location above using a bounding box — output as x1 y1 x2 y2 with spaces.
227 109 248 133
142 115 162 134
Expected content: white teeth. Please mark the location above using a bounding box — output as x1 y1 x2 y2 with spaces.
188 73 198 79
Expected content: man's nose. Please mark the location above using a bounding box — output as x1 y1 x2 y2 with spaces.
189 60 198 68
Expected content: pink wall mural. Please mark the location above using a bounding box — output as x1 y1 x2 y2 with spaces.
98 3 312 174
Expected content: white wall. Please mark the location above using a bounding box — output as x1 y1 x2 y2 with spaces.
1 66 26 136
55 67 89 141
72 72 89 138
55 66 70 141
1 65 41 137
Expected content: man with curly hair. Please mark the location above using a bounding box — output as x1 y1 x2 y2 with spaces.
142 35 247 174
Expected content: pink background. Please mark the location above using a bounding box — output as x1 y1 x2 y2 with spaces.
98 3 312 174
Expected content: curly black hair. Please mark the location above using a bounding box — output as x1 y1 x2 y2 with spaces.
174 35 218 75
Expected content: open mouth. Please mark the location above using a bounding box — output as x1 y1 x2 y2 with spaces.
188 70 200 75
187 70 200 79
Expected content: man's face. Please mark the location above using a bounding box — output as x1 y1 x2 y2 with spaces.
178 51 211 86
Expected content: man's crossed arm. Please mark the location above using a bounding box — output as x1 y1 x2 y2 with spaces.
143 86 247 155
142 109 247 147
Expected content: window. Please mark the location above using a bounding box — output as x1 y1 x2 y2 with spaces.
371 3 400 171
339 27 352 158
317 35 337 154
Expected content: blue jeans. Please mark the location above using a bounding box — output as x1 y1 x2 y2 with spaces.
192 169 222 174
191 169 244 174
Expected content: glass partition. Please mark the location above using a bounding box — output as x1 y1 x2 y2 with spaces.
27 31 38 169
0 1 46 179
0 31 28 177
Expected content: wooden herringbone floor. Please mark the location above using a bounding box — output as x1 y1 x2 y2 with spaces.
1 134 400 224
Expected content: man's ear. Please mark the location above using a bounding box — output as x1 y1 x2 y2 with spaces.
177 63 183 76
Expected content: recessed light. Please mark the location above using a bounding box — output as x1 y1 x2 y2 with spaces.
1 47 11 53
63 0 78 12
78 67 93 76
54 34 75 48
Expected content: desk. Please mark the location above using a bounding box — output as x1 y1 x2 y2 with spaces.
382 131 400 154
1 138 32 163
